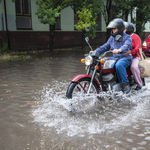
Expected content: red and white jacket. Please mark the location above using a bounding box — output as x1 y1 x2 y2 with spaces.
131 33 141 58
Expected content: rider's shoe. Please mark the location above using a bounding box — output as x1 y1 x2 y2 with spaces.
135 86 142 91
122 82 130 94
141 78 145 86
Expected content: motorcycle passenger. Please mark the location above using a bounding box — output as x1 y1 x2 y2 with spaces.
95 18 133 94
124 22 143 90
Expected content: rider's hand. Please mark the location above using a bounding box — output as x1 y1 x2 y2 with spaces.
124 50 131 55
89 50 96 54
113 49 122 54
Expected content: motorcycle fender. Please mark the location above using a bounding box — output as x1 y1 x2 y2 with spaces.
70 74 100 88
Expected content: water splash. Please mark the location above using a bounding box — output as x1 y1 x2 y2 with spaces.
31 79 150 137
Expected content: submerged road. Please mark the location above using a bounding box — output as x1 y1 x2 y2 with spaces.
0 50 150 150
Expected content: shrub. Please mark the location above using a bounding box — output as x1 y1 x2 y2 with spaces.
0 42 8 55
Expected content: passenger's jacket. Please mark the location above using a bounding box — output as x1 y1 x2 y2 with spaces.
130 33 141 58
96 32 133 63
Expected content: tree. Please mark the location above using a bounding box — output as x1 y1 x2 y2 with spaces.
101 0 150 41
114 0 150 40
101 0 113 41
132 0 150 40
72 0 103 49
101 0 135 41
74 5 96 49
35 0 69 52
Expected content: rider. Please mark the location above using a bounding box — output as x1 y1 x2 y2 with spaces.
124 22 143 90
95 18 133 94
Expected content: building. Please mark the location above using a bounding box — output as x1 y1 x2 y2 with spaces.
0 0 149 50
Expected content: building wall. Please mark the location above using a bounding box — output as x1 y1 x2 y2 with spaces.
0 0 5 31
31 0 49 31
0 0 16 31
61 7 74 31
0 0 150 50
0 0 106 50
0 1 4 31
1 0 150 32
0 1 107 32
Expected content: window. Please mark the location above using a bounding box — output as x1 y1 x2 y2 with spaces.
15 0 32 29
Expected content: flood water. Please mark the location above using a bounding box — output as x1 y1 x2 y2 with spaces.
0 50 150 150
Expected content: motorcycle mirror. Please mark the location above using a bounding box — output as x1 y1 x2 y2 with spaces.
115 35 122 42
85 37 93 51
85 37 89 43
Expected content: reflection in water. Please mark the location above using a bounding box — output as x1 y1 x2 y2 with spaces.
0 52 150 149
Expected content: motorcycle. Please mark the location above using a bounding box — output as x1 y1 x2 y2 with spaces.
66 35 146 112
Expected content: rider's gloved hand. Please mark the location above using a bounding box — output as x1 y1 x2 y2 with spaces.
113 49 122 54
89 50 96 54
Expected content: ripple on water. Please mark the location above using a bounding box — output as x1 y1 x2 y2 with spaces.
138 141 147 145
145 136 150 140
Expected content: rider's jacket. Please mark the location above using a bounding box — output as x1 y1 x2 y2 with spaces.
96 32 133 63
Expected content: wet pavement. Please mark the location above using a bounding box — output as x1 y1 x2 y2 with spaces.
0 50 150 150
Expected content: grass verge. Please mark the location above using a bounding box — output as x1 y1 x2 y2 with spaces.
0 48 89 64
0 52 33 63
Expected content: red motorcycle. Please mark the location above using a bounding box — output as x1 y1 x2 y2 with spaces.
66 36 145 103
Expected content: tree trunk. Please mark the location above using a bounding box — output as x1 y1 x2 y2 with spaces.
49 25 55 52
130 8 133 22
136 10 143 39
124 0 128 21
106 28 111 42
82 29 86 50
105 0 112 42
124 10 128 21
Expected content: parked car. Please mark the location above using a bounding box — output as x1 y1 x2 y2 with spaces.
142 35 150 57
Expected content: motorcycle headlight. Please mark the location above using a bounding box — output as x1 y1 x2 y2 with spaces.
85 55 93 66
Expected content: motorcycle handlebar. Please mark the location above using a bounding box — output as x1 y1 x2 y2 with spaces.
85 50 122 60
100 50 123 57
100 50 112 58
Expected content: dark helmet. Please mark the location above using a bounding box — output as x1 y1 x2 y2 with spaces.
124 22 134 34
107 18 125 37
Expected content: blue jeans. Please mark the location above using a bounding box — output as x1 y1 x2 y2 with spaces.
115 58 131 84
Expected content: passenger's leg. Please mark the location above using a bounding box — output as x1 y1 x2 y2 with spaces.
130 58 142 88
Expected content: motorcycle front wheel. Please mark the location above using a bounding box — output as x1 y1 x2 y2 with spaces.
66 77 100 99
66 77 100 112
